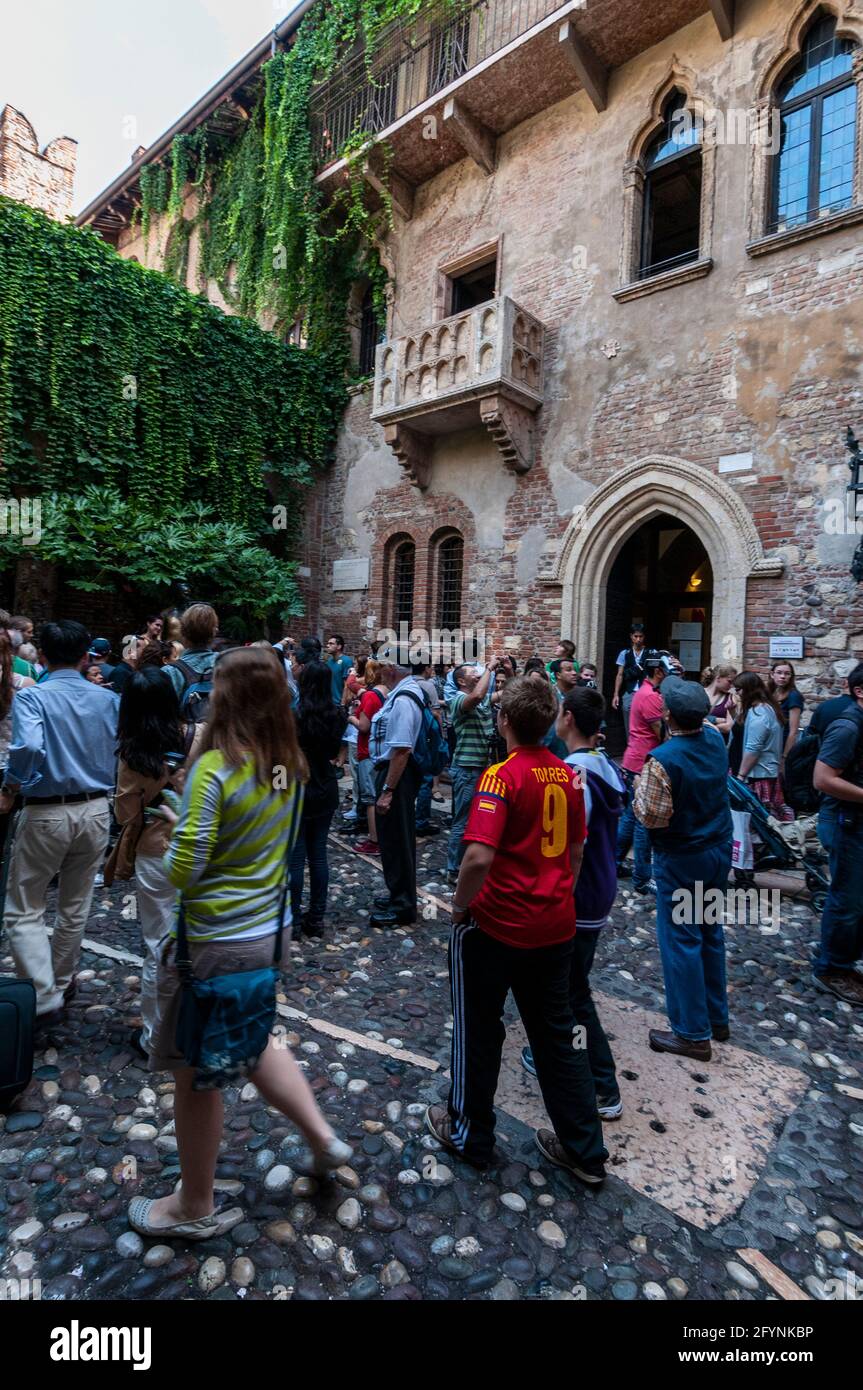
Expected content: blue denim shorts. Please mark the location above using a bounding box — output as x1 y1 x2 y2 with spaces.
357 756 376 804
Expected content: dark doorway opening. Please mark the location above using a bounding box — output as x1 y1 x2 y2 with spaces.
602 514 713 755
449 257 497 314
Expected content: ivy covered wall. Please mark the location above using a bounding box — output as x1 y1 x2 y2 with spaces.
0 197 347 620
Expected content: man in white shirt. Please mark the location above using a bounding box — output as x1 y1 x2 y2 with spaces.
612 623 648 738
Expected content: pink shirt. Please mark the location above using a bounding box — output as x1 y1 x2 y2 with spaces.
622 681 664 774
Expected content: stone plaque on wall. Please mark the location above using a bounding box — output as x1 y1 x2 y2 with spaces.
332 558 370 591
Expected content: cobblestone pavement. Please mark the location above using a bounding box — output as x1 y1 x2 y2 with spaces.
1 792 862 1303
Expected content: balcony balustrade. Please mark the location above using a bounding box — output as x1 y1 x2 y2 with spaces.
371 295 545 487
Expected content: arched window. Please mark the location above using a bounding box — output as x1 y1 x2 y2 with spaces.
391 539 415 629
640 92 703 279
358 285 384 376
435 534 463 630
772 13 859 232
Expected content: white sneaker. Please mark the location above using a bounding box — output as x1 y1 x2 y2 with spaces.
597 1096 623 1121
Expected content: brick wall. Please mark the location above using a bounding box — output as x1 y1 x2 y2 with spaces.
0 106 76 220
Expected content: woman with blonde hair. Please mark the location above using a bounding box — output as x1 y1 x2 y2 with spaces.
701 664 738 735
128 647 352 1241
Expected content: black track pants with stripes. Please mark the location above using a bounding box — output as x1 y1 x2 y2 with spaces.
446 921 608 1169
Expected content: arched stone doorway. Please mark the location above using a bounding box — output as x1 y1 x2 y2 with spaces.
552 455 785 672
602 514 713 694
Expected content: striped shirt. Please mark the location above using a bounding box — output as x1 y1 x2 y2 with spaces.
164 750 303 943
450 691 493 769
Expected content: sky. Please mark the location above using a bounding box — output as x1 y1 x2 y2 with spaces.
0 0 304 215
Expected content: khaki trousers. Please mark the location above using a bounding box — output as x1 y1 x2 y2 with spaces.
4 798 111 1014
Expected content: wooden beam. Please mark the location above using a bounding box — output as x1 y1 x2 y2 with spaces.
442 97 496 176
362 154 414 221
558 20 608 113
708 0 735 41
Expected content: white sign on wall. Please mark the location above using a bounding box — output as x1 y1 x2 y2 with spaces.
672 622 703 641
332 558 370 591
769 636 804 660
718 451 753 474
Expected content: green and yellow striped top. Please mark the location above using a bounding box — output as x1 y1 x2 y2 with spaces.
164 749 303 943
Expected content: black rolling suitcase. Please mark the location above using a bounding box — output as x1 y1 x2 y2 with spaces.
0 977 35 1111
0 802 35 1111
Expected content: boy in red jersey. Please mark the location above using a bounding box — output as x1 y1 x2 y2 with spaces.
426 676 608 1185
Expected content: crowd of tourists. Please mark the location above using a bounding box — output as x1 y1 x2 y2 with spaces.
0 602 860 1239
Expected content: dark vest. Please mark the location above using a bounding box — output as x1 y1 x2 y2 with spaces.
622 647 646 695
647 729 733 854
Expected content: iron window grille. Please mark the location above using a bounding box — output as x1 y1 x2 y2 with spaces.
392 542 416 629
436 535 464 630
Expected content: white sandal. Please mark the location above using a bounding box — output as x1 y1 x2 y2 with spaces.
127 1196 243 1241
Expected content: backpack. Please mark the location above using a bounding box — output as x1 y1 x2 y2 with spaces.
783 706 863 814
175 657 215 724
393 688 449 778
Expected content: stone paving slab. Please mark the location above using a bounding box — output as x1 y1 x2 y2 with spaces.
496 1001 809 1229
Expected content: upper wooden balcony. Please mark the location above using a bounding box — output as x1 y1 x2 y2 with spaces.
312 0 729 208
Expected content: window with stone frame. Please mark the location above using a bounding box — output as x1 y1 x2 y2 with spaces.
615 71 715 301
639 92 703 279
770 13 859 233
434 532 464 630
748 3 863 252
358 285 384 376
435 239 500 320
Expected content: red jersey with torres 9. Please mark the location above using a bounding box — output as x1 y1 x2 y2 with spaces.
463 747 587 948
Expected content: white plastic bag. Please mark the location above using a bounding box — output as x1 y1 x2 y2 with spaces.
731 809 754 870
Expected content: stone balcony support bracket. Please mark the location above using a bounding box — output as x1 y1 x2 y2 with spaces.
480 394 535 475
384 423 433 490
363 152 414 221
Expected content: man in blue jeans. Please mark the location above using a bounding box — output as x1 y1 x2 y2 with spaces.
809 668 859 853
634 676 732 1062
445 657 498 886
812 665 863 1007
